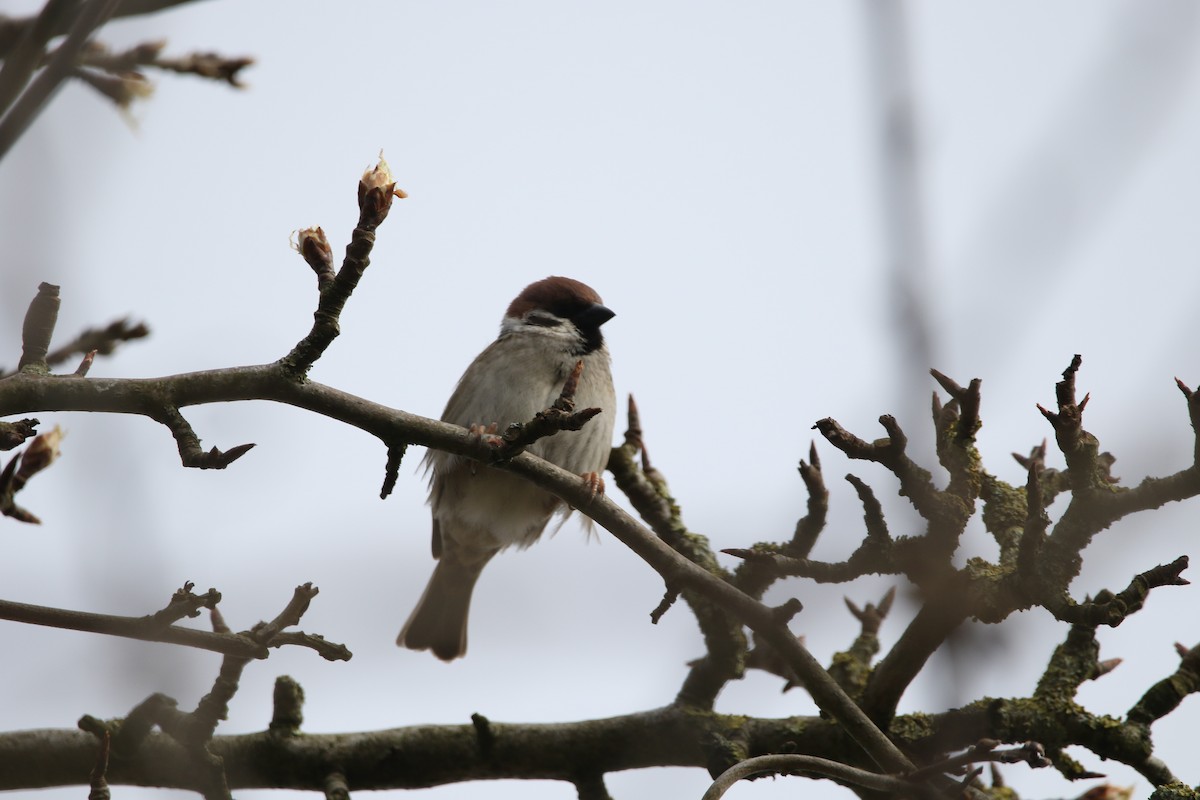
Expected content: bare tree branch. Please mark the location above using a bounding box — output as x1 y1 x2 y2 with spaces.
701 753 913 800
0 584 349 661
0 0 121 160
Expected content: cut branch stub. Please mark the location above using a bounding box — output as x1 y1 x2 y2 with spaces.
1018 441 1049 579
625 393 643 447
930 371 984 510
930 368 982 442
270 675 305 735
846 474 890 542
789 441 828 557
380 442 406 499
189 443 256 470
1057 354 1085 408
1036 355 1120 499
814 415 947 527
144 582 221 626
845 587 896 635
0 418 38 450
155 405 255 469
1176 377 1200 467
73 350 96 377
813 417 886 461
17 282 60 372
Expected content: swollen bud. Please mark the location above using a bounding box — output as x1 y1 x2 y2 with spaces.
292 226 334 288
16 425 63 483
357 154 406 228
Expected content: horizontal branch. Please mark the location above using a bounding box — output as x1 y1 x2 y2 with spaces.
0 365 454 465
0 706 832 792
0 363 913 776
0 699 1071 796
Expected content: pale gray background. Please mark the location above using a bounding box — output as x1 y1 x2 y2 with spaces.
3 2 1200 798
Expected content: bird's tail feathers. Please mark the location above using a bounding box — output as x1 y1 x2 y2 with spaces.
397 555 490 661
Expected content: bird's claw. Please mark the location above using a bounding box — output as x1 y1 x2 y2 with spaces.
467 423 507 474
468 422 505 449
579 471 605 501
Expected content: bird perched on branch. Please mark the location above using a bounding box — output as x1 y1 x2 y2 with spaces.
398 276 616 660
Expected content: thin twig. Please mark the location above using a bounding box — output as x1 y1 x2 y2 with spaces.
0 585 350 662
701 754 911 800
0 596 268 658
280 158 404 377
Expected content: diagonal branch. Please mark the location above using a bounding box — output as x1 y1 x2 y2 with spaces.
0 0 122 160
606 395 746 710
1128 641 1200 726
0 0 75 114
504 443 916 775
0 364 910 772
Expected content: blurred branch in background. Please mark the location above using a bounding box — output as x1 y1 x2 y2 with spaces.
957 0 1200 365
0 0 251 160
860 0 1200 720
862 0 937 422
0 0 121 158
863 0 998 713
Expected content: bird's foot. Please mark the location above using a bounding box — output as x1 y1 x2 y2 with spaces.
468 422 505 448
467 423 506 474
579 471 605 500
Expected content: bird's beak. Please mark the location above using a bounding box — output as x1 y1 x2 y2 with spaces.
574 303 615 329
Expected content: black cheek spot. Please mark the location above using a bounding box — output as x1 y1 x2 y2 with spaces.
526 312 563 327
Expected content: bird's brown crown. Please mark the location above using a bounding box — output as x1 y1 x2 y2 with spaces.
505 276 604 321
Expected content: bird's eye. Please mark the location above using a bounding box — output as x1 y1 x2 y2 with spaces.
526 312 562 327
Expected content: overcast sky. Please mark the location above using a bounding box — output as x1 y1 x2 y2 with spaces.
4 2 1200 799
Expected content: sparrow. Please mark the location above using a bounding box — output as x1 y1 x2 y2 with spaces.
398 276 617 660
